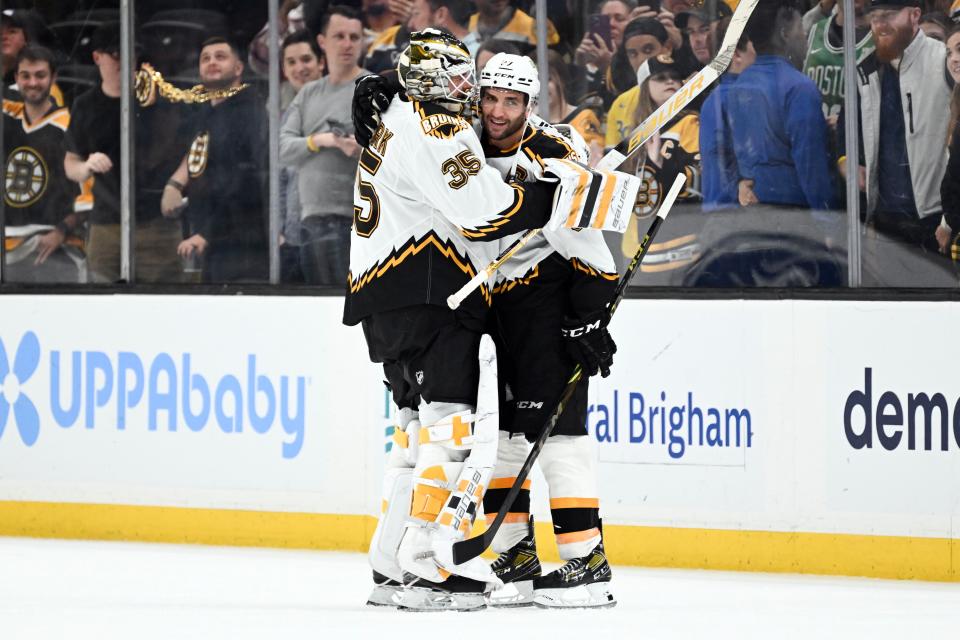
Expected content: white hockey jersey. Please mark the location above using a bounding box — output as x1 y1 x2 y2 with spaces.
483 119 619 292
343 96 553 326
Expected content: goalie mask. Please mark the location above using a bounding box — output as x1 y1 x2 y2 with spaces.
398 29 478 111
480 52 540 117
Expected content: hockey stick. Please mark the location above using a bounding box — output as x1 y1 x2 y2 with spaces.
451 174 687 565
596 0 758 172
446 0 757 310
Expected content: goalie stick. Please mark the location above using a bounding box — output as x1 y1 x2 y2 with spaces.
451 174 687 566
445 0 759 310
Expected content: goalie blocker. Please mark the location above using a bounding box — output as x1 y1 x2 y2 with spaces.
543 158 641 234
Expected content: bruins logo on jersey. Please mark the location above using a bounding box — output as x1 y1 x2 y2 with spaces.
633 165 660 219
188 131 210 178
5 146 48 208
420 112 469 139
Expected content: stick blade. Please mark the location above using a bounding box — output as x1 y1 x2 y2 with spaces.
452 530 492 565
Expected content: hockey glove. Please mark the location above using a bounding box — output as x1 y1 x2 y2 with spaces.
352 73 401 148
562 311 617 378
541 158 641 233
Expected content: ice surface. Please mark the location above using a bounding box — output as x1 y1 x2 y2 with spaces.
1 537 958 640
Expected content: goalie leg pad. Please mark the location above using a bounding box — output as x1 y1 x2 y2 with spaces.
368 407 422 583
541 435 602 560
397 335 502 585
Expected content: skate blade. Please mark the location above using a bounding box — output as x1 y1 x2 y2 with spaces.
486 580 535 608
533 582 617 609
365 583 402 608
396 586 487 612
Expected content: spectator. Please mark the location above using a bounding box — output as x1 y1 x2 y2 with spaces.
947 23 960 85
280 6 366 286
65 23 184 283
574 0 638 107
2 10 63 106
938 24 960 252
839 0 951 252
367 0 475 73
279 30 325 283
281 29 325 112
621 53 705 265
468 0 559 49
475 38 522 75
729 1 834 211
546 50 604 164
365 9 410 74
2 45 81 283
247 0 306 77
633 1 684 50
674 1 733 75
700 30 757 210
605 18 671 149
920 11 951 40
363 0 406 42
162 37 270 283
803 0 838 35
803 0 874 127
626 54 702 215
407 0 479 55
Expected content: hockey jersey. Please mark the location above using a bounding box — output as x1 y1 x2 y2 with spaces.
803 15 875 121
468 8 559 48
2 99 76 228
343 96 553 326
483 119 618 316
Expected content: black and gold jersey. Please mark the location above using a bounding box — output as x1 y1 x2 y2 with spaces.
2 99 76 227
344 96 553 327
484 119 618 319
366 25 410 76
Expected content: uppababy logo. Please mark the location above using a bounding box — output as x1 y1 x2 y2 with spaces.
0 331 307 458
0 332 41 446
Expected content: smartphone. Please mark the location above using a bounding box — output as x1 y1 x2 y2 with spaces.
588 14 614 49
638 0 661 11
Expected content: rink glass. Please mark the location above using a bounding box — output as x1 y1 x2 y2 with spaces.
1 0 956 291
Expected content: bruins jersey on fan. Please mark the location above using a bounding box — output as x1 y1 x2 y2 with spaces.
343 96 552 327
622 112 701 273
483 119 618 315
2 99 76 227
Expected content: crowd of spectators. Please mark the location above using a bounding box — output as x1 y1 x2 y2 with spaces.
3 0 960 286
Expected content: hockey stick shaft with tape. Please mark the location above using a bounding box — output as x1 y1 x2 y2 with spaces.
447 227 543 310
445 0 757 310
452 174 687 565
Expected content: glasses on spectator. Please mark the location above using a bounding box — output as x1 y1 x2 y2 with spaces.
683 25 711 37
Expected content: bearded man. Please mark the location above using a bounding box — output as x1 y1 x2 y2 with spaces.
162 37 269 283
838 0 952 253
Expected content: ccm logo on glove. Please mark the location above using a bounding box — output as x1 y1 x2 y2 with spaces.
561 319 602 339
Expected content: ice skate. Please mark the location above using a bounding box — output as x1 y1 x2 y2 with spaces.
532 542 616 609
395 574 488 612
486 516 542 607
366 571 403 608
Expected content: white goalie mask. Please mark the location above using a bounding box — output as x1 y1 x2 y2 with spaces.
397 28 478 110
479 52 541 117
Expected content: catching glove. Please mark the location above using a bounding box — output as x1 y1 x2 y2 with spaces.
562 311 617 378
352 73 401 148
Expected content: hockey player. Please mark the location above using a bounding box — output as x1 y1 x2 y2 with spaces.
344 29 639 611
476 53 618 609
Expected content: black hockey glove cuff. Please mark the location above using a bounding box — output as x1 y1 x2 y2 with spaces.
352 72 401 148
561 311 616 378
